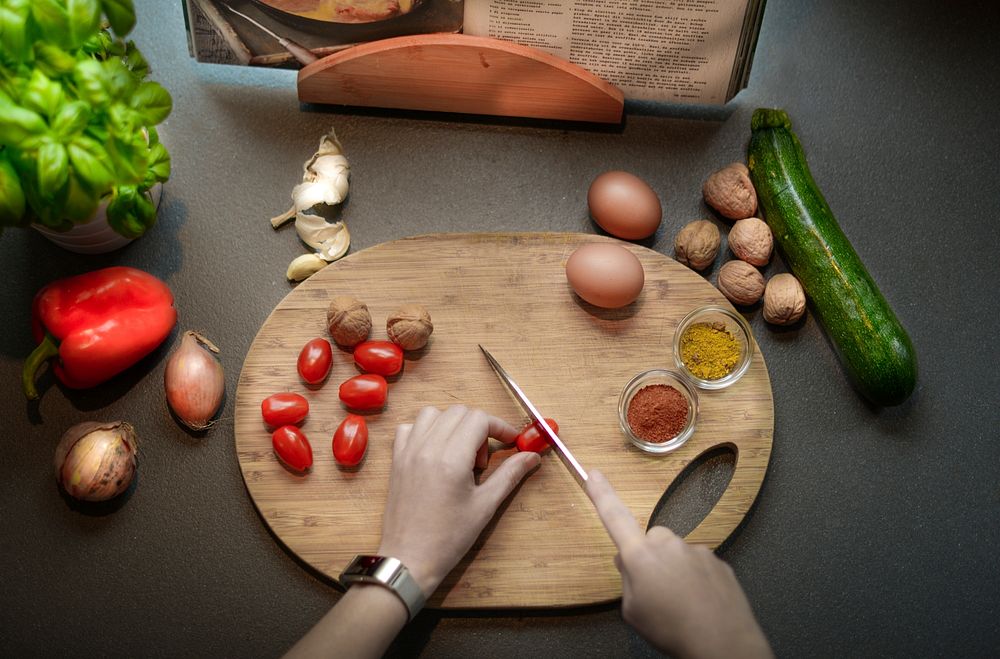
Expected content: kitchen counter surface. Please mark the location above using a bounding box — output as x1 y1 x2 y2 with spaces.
2 1 998 656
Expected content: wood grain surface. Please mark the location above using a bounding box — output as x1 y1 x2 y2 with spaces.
297 34 625 123
234 233 773 608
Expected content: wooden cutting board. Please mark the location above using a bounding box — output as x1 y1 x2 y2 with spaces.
234 233 773 608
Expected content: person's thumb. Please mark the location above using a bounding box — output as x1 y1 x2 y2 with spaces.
479 451 541 510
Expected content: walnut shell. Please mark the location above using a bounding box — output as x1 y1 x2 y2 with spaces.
728 217 773 266
717 260 765 306
763 274 806 325
703 163 758 220
674 220 721 271
327 296 371 347
387 304 433 351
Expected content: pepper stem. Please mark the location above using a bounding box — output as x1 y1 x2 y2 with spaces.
22 334 60 400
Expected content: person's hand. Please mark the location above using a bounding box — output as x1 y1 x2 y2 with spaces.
377 405 541 597
586 470 772 659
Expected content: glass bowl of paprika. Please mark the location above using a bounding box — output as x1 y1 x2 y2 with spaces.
672 305 754 390
618 369 698 454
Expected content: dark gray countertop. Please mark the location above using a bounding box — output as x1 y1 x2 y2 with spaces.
2 1 998 656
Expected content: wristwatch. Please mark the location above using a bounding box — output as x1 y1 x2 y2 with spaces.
339 555 426 620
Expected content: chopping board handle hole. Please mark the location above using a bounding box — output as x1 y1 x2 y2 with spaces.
646 444 736 538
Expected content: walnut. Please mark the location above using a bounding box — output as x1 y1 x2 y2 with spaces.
763 274 806 325
387 304 433 350
728 217 773 266
674 220 721 271
327 295 371 347
717 260 765 306
703 163 758 220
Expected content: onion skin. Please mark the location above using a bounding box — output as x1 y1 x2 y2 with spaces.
164 331 225 431
54 421 137 502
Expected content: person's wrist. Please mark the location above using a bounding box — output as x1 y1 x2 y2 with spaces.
375 545 444 598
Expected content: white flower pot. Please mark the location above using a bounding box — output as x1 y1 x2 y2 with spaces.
32 184 163 254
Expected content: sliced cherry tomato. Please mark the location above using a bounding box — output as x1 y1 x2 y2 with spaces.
261 393 309 427
333 414 369 467
272 425 313 472
515 418 560 453
338 374 388 411
353 340 404 376
298 337 333 384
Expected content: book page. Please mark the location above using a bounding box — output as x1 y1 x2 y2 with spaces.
464 0 750 104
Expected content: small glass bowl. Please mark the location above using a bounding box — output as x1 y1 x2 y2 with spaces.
673 305 753 390
618 369 698 454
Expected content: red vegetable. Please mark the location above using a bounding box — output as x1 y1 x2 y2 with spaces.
272 425 313 472
353 340 403 376
339 374 387 411
298 337 333 384
22 266 176 399
516 418 559 454
333 414 369 467
261 393 309 427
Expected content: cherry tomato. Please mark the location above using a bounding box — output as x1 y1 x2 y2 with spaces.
272 425 313 472
515 418 560 453
261 393 309 427
333 414 369 467
353 340 404 376
298 338 333 384
339 374 388 411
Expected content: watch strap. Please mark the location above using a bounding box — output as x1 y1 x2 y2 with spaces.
339 555 426 620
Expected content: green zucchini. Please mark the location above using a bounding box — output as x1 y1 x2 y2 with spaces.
747 108 916 406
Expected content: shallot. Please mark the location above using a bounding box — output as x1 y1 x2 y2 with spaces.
164 331 225 431
54 421 137 502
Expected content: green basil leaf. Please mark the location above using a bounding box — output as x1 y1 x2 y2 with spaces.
37 141 70 198
34 43 80 77
145 125 159 146
129 81 171 125
0 154 27 226
74 59 109 106
0 103 48 148
22 69 65 119
51 101 91 139
100 0 135 37
68 136 116 193
123 40 149 79
31 0 71 48
107 128 146 184
67 0 101 50
0 5 31 62
106 183 154 238
143 142 170 187
62 171 101 223
102 58 136 101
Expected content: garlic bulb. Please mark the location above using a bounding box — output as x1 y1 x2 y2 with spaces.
270 129 353 281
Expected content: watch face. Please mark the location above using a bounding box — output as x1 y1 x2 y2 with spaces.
357 556 382 570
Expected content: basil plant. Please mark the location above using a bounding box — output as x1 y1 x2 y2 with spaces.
0 0 172 238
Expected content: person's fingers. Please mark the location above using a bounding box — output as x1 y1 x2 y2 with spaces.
646 524 680 544
444 409 519 460
410 406 441 442
475 440 489 470
487 416 521 445
585 469 644 552
393 423 413 459
479 451 541 510
423 405 471 451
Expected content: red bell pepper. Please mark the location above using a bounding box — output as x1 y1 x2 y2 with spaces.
22 266 177 399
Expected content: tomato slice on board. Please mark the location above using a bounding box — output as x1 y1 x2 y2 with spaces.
515 418 559 453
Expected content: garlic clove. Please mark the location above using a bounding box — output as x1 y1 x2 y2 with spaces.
287 253 329 281
295 213 351 261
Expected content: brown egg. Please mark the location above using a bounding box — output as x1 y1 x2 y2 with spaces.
587 171 662 240
565 243 645 308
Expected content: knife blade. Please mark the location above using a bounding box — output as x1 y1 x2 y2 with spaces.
478 345 588 486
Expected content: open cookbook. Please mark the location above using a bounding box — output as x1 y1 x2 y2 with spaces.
183 0 766 105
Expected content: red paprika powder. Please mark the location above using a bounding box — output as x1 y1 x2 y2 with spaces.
626 384 688 442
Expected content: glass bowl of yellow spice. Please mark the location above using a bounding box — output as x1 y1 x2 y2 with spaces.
673 305 753 390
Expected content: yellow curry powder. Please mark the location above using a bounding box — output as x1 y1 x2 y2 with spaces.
679 321 740 380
